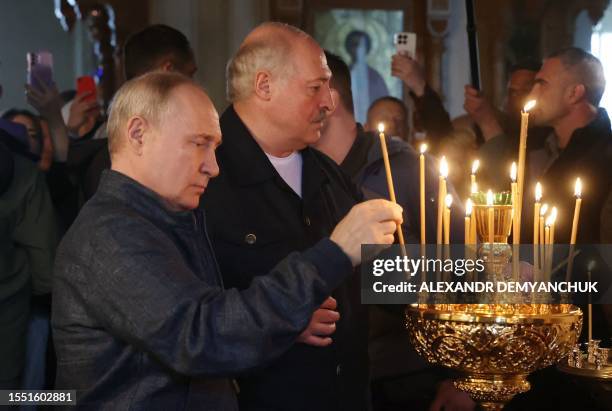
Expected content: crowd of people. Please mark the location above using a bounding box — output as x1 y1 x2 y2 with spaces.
1 20 611 411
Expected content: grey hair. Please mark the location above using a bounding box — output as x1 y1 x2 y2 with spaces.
107 71 198 156
548 47 606 106
226 22 310 102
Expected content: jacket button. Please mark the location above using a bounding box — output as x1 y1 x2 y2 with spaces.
336 364 341 375
245 233 257 244
304 216 311 226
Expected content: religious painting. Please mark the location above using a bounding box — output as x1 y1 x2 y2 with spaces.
312 9 404 123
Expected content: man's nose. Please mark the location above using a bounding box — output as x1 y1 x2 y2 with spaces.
202 151 220 178
321 84 334 112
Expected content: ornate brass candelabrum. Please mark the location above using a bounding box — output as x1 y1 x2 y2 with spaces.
406 192 583 410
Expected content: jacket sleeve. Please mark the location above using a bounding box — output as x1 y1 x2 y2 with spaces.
58 217 352 378
13 165 59 295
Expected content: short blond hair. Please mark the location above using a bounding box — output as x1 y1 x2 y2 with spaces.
226 22 309 102
107 71 198 156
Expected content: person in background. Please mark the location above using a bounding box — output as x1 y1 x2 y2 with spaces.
365 96 410 143
67 23 198 201
313 51 472 411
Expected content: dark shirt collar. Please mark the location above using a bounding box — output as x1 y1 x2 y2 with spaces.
340 124 374 178
563 108 611 156
218 105 278 186
97 169 195 228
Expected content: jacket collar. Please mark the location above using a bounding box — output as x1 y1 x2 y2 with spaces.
218 105 278 186
97 169 195 228
561 108 611 158
218 105 328 196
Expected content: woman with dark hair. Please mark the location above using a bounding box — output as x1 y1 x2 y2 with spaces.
1 109 53 171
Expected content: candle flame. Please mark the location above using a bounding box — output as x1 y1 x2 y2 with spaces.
510 162 517 182
546 207 557 227
466 198 473 216
471 181 478 194
420 143 427 154
377 123 385 133
440 156 449 178
471 159 480 174
540 203 549 216
445 193 453 208
486 189 494 206
574 177 582 198
535 182 542 202
523 100 536 112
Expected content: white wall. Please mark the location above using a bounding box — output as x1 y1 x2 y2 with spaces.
0 0 83 112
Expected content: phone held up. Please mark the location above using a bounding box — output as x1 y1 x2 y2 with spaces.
394 32 416 59
27 51 54 92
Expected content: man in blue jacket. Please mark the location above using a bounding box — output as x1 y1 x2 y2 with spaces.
51 71 402 410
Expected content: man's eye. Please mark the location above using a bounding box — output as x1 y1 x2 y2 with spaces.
310 86 321 92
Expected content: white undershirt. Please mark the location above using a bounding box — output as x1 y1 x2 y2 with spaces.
265 151 303 197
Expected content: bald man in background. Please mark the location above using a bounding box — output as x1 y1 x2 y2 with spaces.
202 22 373 411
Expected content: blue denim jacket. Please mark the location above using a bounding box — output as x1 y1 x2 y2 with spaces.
51 170 352 410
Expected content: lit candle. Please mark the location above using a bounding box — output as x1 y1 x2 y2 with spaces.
516 99 536 242
444 194 452 245
378 123 405 246
420 143 427 245
533 182 542 245
570 178 582 245
436 156 448 245
471 159 480 188
465 198 473 244
487 189 494 244
510 162 518 244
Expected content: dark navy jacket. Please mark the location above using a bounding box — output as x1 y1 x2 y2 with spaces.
52 169 353 410
202 106 368 411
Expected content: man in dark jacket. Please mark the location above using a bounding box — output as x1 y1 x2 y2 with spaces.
314 51 473 411
202 23 373 410
52 71 401 410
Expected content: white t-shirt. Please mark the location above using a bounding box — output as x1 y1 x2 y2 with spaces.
265 151 303 197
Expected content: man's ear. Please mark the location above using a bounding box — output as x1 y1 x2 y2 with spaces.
254 71 272 101
568 83 586 105
126 116 147 155
160 60 174 72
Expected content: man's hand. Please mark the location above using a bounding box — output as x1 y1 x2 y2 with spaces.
429 380 475 411
391 53 426 97
67 92 100 136
330 199 403 266
463 85 503 141
297 297 340 347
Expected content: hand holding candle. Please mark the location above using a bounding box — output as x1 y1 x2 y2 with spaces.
570 178 582 245
378 123 405 246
